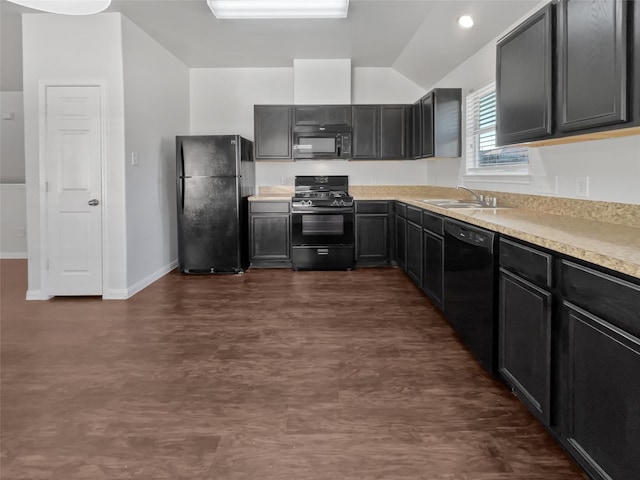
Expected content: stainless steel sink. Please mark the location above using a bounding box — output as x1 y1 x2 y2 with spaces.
419 199 508 209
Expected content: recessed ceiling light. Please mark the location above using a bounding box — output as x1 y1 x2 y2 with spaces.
457 15 474 29
207 0 349 19
6 0 111 15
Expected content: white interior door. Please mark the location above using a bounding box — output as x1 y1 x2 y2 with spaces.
45 85 103 296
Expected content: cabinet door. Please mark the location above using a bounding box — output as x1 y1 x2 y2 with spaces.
421 93 434 157
293 105 351 127
254 106 292 159
499 269 552 425
395 215 406 269
356 214 389 265
422 230 443 309
250 214 291 264
406 221 423 287
411 102 422 159
497 4 553 145
320 106 351 126
560 303 640 480
557 0 628 132
352 106 380 159
380 105 407 159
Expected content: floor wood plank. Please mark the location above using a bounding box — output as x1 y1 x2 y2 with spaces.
0 260 587 479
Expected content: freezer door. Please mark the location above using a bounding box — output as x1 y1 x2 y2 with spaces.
177 135 240 177
177 176 241 273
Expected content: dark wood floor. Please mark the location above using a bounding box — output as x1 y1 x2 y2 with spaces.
0 259 587 480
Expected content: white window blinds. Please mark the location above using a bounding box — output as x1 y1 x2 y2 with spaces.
465 81 529 174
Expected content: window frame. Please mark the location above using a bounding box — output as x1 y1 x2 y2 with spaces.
464 81 530 182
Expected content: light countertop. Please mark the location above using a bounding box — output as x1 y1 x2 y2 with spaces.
249 193 640 279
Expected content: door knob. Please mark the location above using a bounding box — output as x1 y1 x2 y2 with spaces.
88 199 100 206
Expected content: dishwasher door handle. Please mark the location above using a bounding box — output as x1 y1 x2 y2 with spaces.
444 221 494 253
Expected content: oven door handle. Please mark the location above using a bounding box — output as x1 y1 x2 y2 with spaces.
317 248 330 255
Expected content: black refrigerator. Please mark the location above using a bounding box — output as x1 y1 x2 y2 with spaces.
176 135 255 274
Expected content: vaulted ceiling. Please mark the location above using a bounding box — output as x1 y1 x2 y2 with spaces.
1 0 541 91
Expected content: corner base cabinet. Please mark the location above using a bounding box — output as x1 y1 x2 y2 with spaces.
249 201 291 268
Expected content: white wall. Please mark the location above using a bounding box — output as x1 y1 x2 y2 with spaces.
293 59 351 104
352 67 425 104
121 16 190 294
22 13 127 298
190 67 293 140
1 91 25 182
426 3 640 205
1 184 27 258
190 66 429 187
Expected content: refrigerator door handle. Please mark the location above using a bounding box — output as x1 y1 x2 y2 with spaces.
179 143 185 177
179 177 185 212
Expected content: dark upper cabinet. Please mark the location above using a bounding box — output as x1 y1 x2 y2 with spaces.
410 101 422 159
352 105 408 160
420 89 462 158
420 92 434 157
380 105 408 159
496 3 554 145
632 0 640 123
557 0 628 132
293 105 351 127
254 105 292 160
352 105 380 159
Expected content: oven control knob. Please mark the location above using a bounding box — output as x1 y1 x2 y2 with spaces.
339 199 345 206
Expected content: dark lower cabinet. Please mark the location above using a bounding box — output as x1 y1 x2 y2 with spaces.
422 230 443 309
249 201 291 267
394 214 407 269
499 269 552 424
355 201 390 266
558 260 640 480
406 220 422 287
560 302 640 480
557 0 628 132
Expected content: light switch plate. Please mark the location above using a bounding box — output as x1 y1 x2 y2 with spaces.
131 152 139 166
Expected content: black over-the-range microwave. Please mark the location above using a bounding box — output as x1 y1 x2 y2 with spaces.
292 125 352 160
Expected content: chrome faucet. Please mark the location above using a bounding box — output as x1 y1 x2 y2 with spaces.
456 185 484 202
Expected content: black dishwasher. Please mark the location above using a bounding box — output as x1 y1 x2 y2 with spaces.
443 219 497 374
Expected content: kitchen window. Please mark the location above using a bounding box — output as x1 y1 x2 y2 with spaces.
465 81 529 179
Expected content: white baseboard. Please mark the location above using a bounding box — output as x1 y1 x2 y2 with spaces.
102 259 178 300
1 252 27 259
102 289 129 300
126 260 178 298
26 290 53 301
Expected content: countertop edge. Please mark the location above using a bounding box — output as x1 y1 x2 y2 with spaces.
249 195 640 279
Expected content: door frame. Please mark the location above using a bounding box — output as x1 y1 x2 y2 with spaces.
38 79 109 298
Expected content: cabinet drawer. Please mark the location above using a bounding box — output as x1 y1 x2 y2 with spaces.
395 202 407 218
250 201 290 213
406 206 422 225
356 201 389 214
500 238 552 288
562 260 640 338
422 211 443 236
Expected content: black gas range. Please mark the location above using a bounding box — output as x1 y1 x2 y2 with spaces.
291 176 355 270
